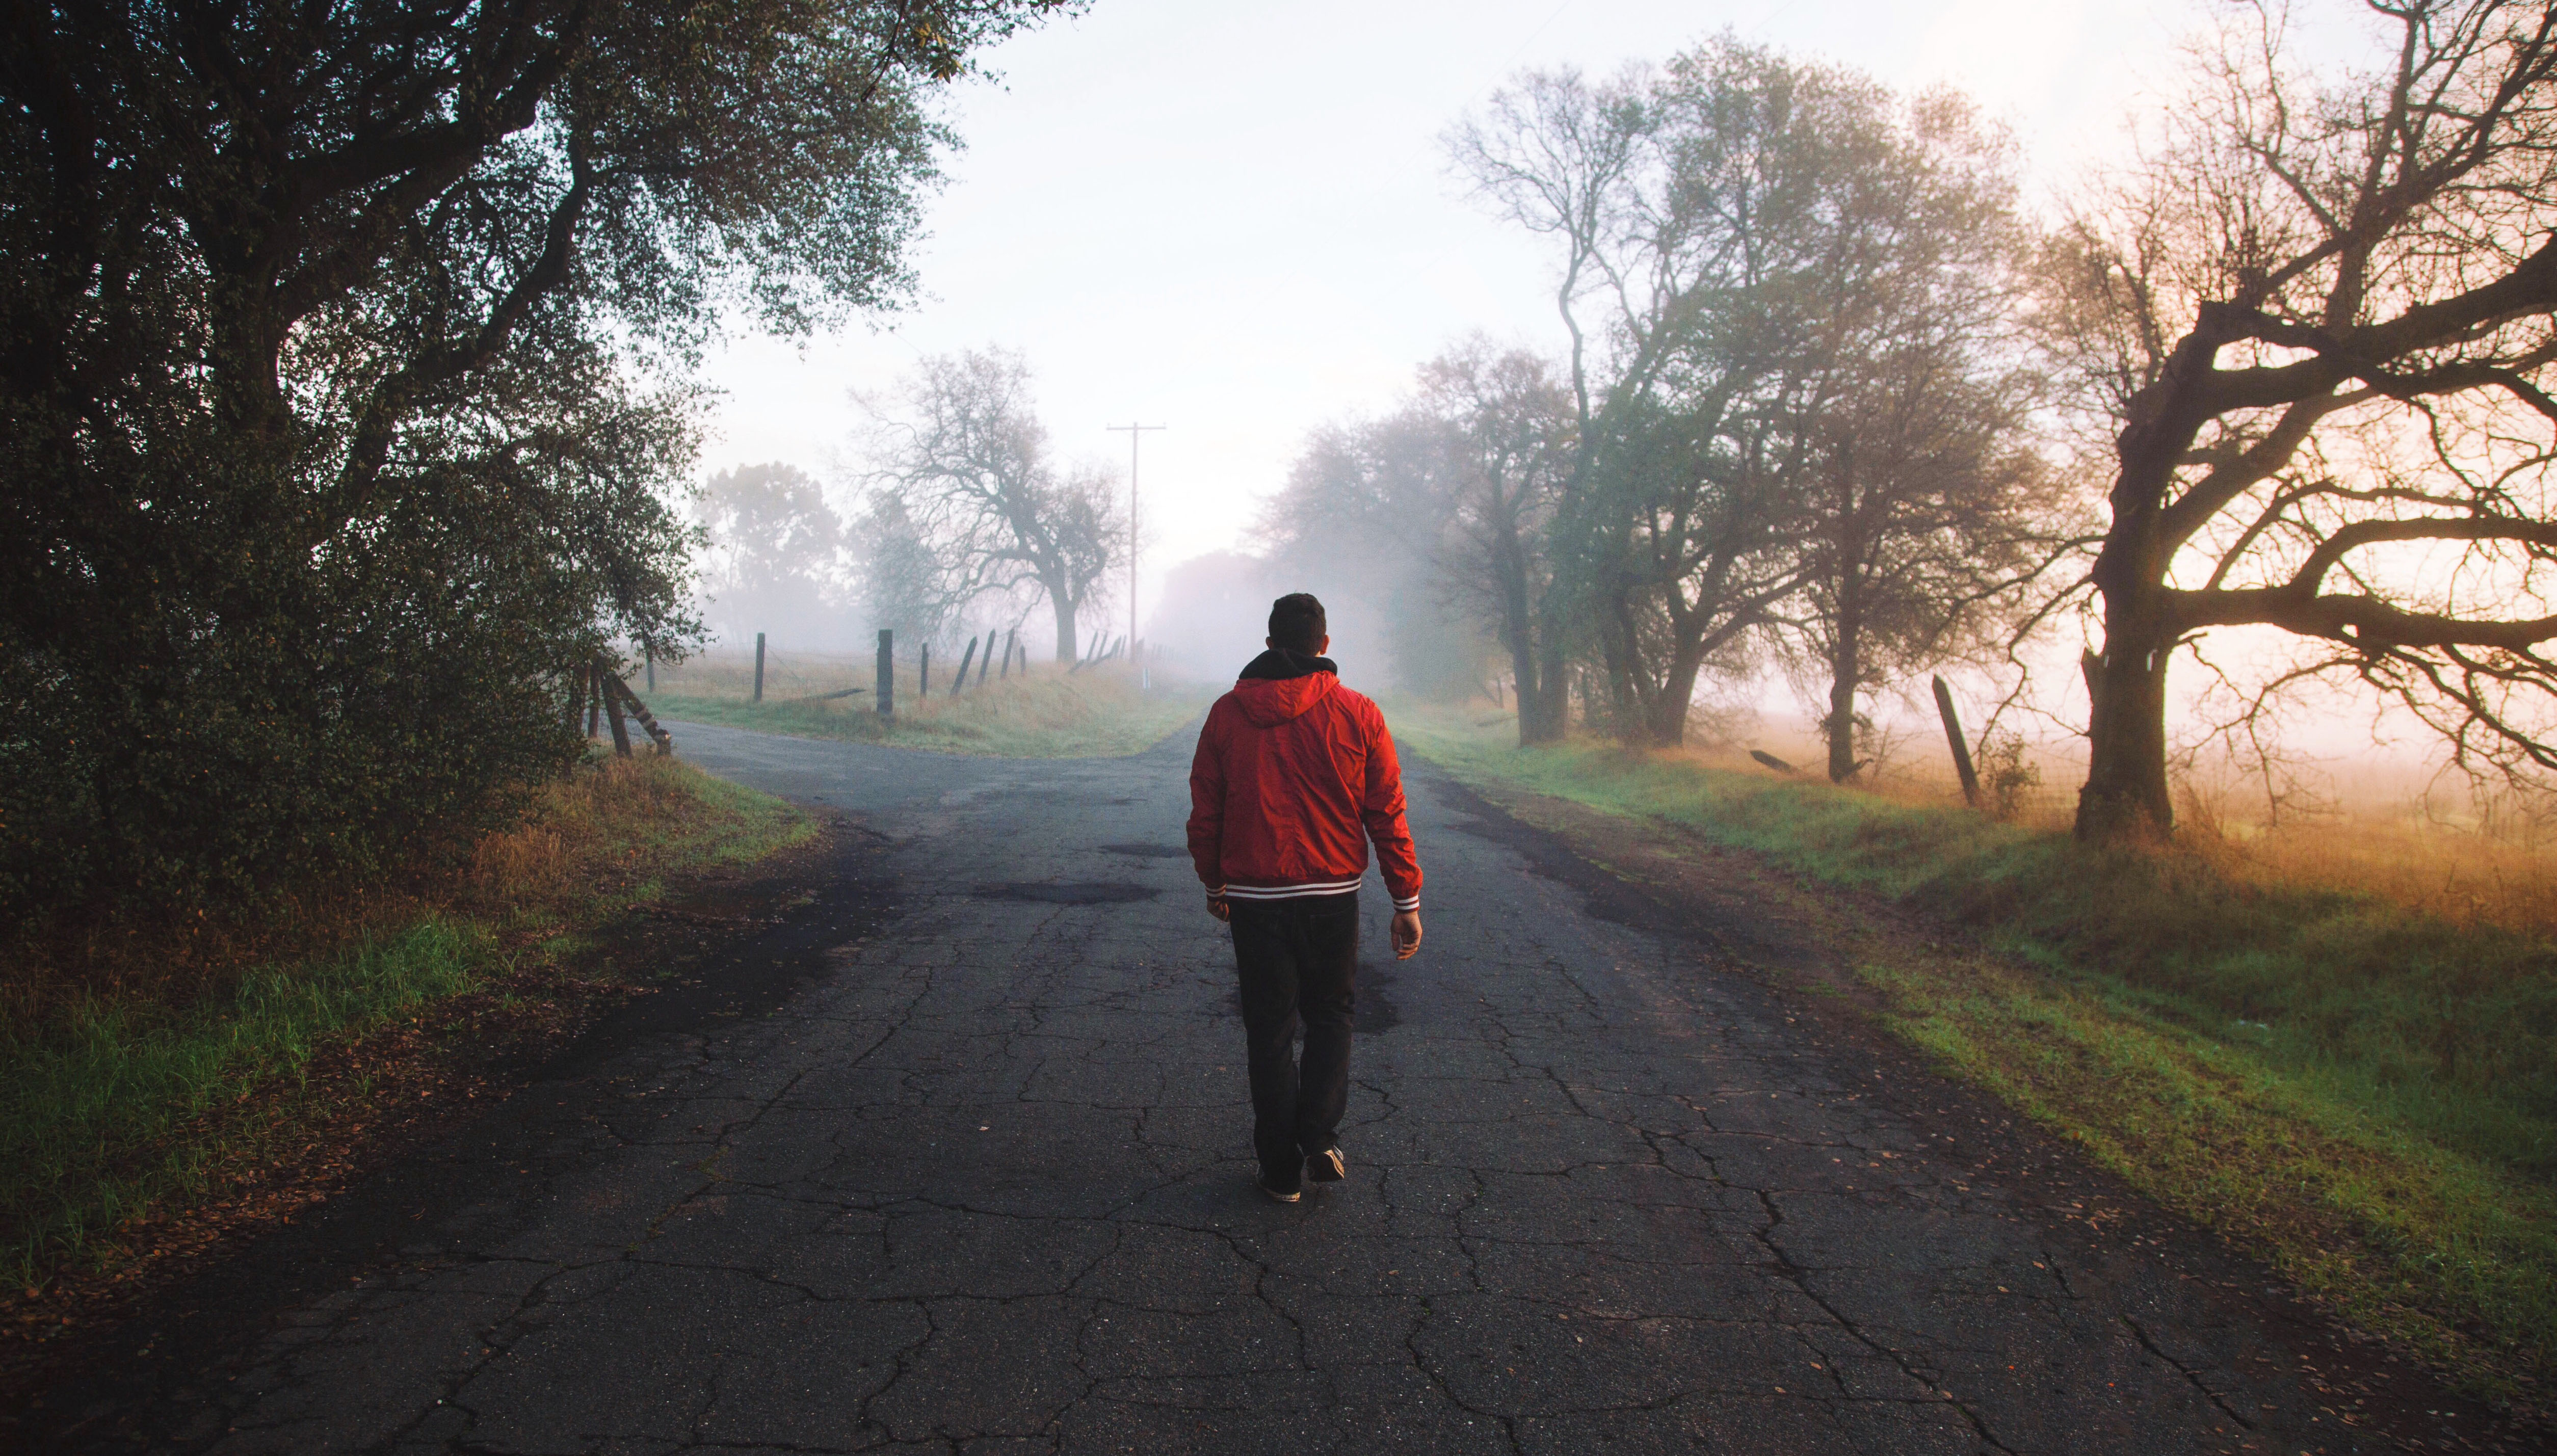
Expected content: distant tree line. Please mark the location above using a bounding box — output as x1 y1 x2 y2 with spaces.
1281 5 2557 843
692 348 1124 664
0 0 1068 943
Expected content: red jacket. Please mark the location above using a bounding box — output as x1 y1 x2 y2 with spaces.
1187 653 1422 910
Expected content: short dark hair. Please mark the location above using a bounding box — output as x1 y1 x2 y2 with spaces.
1267 592 1327 653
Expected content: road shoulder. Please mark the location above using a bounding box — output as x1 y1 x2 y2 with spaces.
1424 763 2545 1453
5 806 882 1445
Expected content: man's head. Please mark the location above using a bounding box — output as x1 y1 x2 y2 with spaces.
1266 592 1328 656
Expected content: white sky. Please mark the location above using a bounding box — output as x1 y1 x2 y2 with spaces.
695 0 2249 639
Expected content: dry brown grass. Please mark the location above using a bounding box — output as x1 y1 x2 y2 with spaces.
1643 709 2557 940
646 648 1207 758
2174 792 2557 939
458 754 768 913
4 753 804 1033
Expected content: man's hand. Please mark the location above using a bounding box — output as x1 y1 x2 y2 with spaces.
1205 886 1231 922
1390 909 1422 960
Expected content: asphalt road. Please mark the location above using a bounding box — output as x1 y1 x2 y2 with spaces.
35 719 2430 1453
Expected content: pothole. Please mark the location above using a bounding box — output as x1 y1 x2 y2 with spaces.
970 882 1159 905
1099 843 1189 859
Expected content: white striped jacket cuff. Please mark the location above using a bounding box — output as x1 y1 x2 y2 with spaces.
1219 878 1361 900
1208 880 1420 912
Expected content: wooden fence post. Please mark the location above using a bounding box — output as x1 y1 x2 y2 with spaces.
600 657 634 757
645 644 654 693
976 635 994 687
587 666 601 738
954 636 979 693
920 641 931 698
1933 674 1981 808
753 631 767 703
1000 628 1014 680
876 629 894 717
606 673 675 755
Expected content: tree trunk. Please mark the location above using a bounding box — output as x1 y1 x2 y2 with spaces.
1523 630 1571 744
1048 583 1079 664
1495 568 1540 747
1645 637 1708 747
1825 657 1859 783
2076 594 2176 840
1824 524 1866 783
2076 323 2227 841
1597 578 1649 743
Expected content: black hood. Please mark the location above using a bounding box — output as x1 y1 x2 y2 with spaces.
1237 647 1337 682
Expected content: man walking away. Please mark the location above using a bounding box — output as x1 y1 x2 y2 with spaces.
1187 593 1424 1204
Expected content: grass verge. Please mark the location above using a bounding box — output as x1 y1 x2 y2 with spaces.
646 655 1206 758
1395 705 2557 1402
0 753 811 1296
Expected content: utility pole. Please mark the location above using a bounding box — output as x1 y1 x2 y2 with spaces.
1106 422 1165 670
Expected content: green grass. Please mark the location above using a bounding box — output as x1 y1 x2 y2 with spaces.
646 655 1207 759
0 754 811 1292
1396 708 2557 1396
0 921 485 1285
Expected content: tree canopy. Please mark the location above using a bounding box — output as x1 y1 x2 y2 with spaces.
1435 38 2051 751
2051 0 2557 839
0 0 1067 937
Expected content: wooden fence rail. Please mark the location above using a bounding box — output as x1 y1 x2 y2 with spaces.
576 656 675 757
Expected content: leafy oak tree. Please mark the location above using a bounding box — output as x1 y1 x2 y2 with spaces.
1456 43 2037 748
696 462 844 646
0 0 1066 936
1774 94 2059 783
1422 343 1579 744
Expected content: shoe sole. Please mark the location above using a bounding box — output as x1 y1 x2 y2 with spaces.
1305 1148 1347 1183
1256 1179 1301 1204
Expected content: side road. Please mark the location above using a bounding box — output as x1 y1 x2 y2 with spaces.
16 719 2520 1453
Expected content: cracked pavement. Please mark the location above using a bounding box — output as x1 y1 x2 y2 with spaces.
38 720 2421 1453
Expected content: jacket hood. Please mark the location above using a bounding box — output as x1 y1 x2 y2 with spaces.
1231 649 1338 727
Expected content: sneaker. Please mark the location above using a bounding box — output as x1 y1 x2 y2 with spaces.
1305 1146 1347 1183
1256 1174 1302 1204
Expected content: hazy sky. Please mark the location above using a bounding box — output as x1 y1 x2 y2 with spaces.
696 0 2234 640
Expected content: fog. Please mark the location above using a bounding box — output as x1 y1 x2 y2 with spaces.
678 0 2524 820
693 0 2188 633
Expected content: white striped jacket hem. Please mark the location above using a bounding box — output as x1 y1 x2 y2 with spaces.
1215 881 1420 912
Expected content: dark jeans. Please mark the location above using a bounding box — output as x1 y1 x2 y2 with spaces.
1228 893 1360 1189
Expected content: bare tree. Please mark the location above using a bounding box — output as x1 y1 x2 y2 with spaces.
868 349 1120 662
2048 1 2557 841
